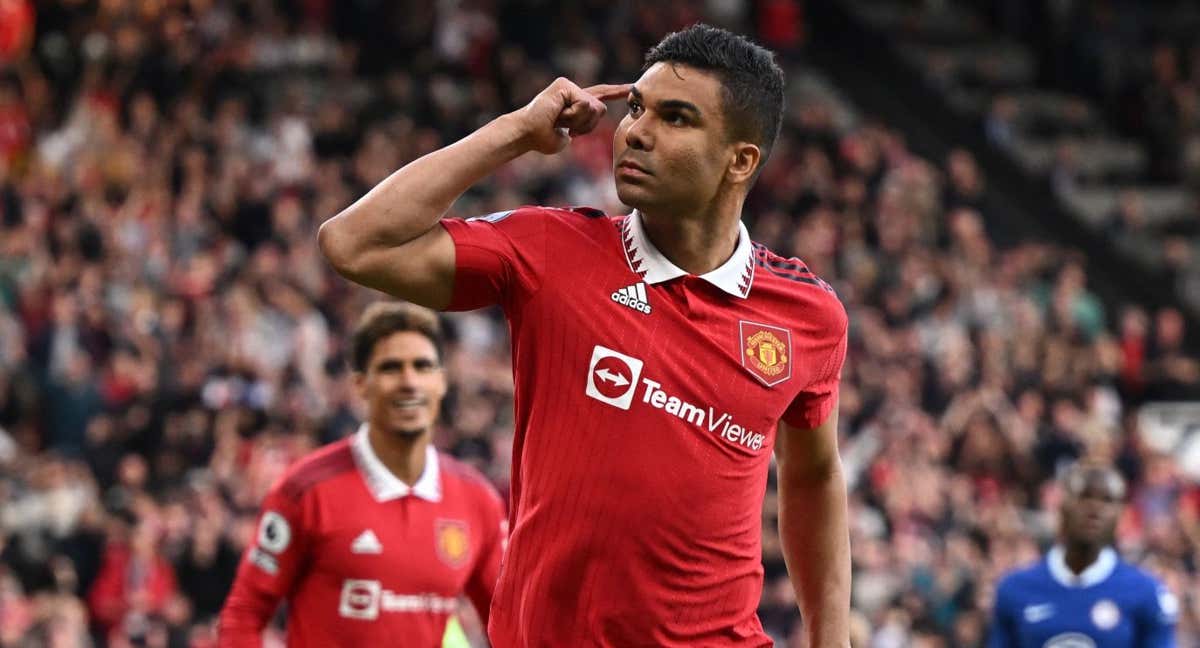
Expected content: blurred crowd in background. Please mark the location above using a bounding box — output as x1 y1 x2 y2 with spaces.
0 1 1198 647
1005 0 1200 185
976 0 1200 327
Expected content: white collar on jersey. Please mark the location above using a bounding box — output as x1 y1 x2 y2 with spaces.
1046 545 1118 588
350 424 441 503
619 210 755 299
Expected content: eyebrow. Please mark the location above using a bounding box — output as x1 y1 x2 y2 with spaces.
373 357 439 370
629 86 702 119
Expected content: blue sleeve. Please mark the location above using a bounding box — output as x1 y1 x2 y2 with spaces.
1139 582 1179 648
988 578 1018 648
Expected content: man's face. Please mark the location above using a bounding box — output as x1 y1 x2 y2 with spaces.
613 62 737 213
354 331 446 438
1061 470 1125 547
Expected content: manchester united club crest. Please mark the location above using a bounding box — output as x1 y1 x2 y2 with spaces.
739 321 792 387
435 519 470 568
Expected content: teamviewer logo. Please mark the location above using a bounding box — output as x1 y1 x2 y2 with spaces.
585 345 644 410
338 579 381 620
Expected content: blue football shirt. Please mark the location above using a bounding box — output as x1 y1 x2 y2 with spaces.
989 547 1178 647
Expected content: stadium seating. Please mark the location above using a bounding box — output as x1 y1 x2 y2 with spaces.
845 0 1200 324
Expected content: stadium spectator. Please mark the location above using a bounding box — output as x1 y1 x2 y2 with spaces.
86 515 180 642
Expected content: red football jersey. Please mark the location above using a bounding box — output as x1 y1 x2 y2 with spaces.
442 207 848 647
218 426 506 648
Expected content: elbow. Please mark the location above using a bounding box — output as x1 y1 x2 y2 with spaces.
779 457 844 489
217 594 273 643
317 214 357 277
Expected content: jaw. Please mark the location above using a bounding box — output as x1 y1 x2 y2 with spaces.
387 413 427 431
376 399 436 436
1063 529 1109 552
375 419 432 442
391 427 427 441
617 177 681 214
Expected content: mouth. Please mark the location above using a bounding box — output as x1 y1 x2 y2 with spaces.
1078 514 1107 535
390 397 426 412
616 160 651 177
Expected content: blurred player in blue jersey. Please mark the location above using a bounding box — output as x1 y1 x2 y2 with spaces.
990 463 1178 647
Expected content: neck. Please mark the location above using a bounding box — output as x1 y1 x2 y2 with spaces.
366 423 429 486
1062 541 1103 575
637 193 743 275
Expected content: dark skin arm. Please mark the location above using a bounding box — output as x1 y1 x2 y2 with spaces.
775 403 850 648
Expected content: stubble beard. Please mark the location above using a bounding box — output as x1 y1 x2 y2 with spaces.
390 426 427 442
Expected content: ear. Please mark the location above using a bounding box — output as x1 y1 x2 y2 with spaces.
352 371 367 399
432 364 449 399
727 142 761 185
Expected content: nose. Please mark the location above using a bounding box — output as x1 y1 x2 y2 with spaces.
393 366 421 391
624 115 652 151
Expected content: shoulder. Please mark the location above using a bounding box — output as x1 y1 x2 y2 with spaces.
995 560 1045 598
1114 561 1170 597
751 242 839 298
751 241 847 333
440 453 501 496
274 438 357 502
1115 561 1180 622
537 205 617 241
465 205 610 228
450 205 615 246
439 453 503 504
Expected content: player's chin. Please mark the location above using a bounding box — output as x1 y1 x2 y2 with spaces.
1074 526 1109 545
615 182 657 208
384 421 429 440
393 426 427 440
386 412 431 434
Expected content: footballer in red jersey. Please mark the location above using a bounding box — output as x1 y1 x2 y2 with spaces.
218 303 506 648
320 24 850 648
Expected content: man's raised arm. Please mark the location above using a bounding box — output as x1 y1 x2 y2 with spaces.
317 79 629 309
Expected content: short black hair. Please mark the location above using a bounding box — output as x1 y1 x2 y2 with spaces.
350 302 444 372
643 23 785 170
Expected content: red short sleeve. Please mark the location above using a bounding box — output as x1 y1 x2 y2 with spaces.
218 488 310 645
781 315 848 430
440 208 548 312
235 489 310 599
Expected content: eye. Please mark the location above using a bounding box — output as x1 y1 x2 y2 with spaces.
628 99 643 116
664 113 686 126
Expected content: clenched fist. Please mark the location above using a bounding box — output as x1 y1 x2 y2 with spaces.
512 77 631 155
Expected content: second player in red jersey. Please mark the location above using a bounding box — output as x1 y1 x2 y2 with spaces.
321 23 851 648
218 304 506 647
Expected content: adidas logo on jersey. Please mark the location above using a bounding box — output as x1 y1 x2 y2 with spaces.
611 282 652 314
351 529 383 554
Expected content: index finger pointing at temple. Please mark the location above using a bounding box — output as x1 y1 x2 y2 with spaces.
585 84 633 101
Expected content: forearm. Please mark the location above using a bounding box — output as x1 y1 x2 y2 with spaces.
778 463 851 648
217 584 278 647
318 114 528 265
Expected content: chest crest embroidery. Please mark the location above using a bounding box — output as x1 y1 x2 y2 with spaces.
739 321 793 387
435 518 470 568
